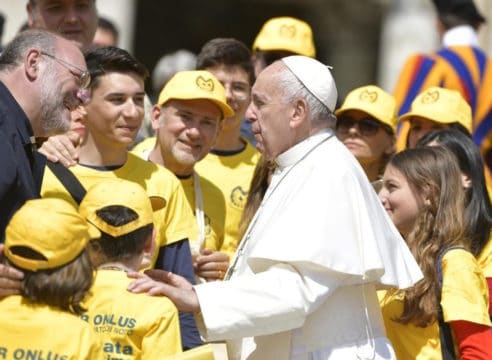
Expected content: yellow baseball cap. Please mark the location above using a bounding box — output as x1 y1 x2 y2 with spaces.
79 179 166 237
5 198 100 272
253 16 316 58
399 87 472 133
335 85 398 132
157 70 234 119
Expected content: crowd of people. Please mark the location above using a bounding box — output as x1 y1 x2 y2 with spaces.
0 0 491 359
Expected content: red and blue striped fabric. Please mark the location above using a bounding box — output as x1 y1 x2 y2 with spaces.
393 46 492 172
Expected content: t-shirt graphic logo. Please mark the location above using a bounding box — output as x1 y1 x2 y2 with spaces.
230 186 248 208
196 76 214 92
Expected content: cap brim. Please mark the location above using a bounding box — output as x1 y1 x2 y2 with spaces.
212 100 234 119
399 110 453 125
335 107 387 125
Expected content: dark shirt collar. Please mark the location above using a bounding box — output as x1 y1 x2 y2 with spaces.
0 81 35 146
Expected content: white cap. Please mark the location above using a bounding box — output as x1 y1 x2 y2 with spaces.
281 55 337 112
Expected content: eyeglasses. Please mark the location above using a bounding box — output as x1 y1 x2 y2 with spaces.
40 51 91 89
336 116 390 136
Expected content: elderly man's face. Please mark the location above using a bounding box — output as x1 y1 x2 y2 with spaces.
38 37 88 136
27 0 98 49
153 99 222 174
246 62 294 161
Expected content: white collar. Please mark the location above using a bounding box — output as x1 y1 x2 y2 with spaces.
442 25 479 47
275 128 333 170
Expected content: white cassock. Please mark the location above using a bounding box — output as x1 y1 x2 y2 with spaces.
194 129 423 360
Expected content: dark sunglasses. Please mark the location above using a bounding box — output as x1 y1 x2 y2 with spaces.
336 116 390 136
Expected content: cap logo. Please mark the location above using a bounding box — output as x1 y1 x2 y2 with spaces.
279 24 297 39
196 76 214 92
359 90 378 103
421 90 439 104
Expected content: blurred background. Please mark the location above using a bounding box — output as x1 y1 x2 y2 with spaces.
1 0 491 100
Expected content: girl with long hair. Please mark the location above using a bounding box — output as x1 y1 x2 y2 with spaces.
378 147 492 359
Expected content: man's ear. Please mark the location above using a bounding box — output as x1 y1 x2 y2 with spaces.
289 98 308 129
151 105 163 130
26 3 35 27
25 49 42 82
144 228 156 257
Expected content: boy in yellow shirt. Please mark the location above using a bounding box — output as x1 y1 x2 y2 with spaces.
80 179 182 359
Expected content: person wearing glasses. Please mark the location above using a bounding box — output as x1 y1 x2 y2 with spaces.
194 38 261 260
0 29 88 243
335 85 397 182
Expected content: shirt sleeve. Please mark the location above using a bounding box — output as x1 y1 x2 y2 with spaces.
451 320 492 360
141 302 183 358
441 249 491 326
194 262 350 341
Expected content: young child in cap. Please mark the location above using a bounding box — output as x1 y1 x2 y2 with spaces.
335 85 397 182
397 86 473 150
0 198 103 359
79 179 183 359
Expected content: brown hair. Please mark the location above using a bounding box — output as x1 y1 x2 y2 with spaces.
389 147 468 327
19 250 94 315
238 156 274 238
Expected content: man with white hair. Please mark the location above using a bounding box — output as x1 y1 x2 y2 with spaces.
129 55 423 359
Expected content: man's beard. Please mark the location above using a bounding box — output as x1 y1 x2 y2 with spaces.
39 63 71 135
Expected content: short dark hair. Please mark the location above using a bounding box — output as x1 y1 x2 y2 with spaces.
84 46 149 89
196 38 255 86
0 29 56 71
98 16 119 44
18 250 94 315
89 205 153 262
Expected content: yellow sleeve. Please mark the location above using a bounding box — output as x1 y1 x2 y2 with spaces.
441 249 491 326
159 180 198 247
478 234 492 278
141 301 182 358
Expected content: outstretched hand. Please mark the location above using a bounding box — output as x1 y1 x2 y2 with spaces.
0 244 24 297
127 269 200 313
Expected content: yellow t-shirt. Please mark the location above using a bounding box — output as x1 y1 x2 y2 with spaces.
132 137 156 154
82 270 182 359
41 153 197 268
194 139 260 258
179 174 226 253
379 249 490 359
0 296 103 359
478 235 492 278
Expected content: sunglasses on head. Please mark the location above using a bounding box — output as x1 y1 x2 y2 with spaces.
336 116 389 136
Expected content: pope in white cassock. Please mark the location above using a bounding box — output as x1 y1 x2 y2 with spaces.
128 55 424 360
